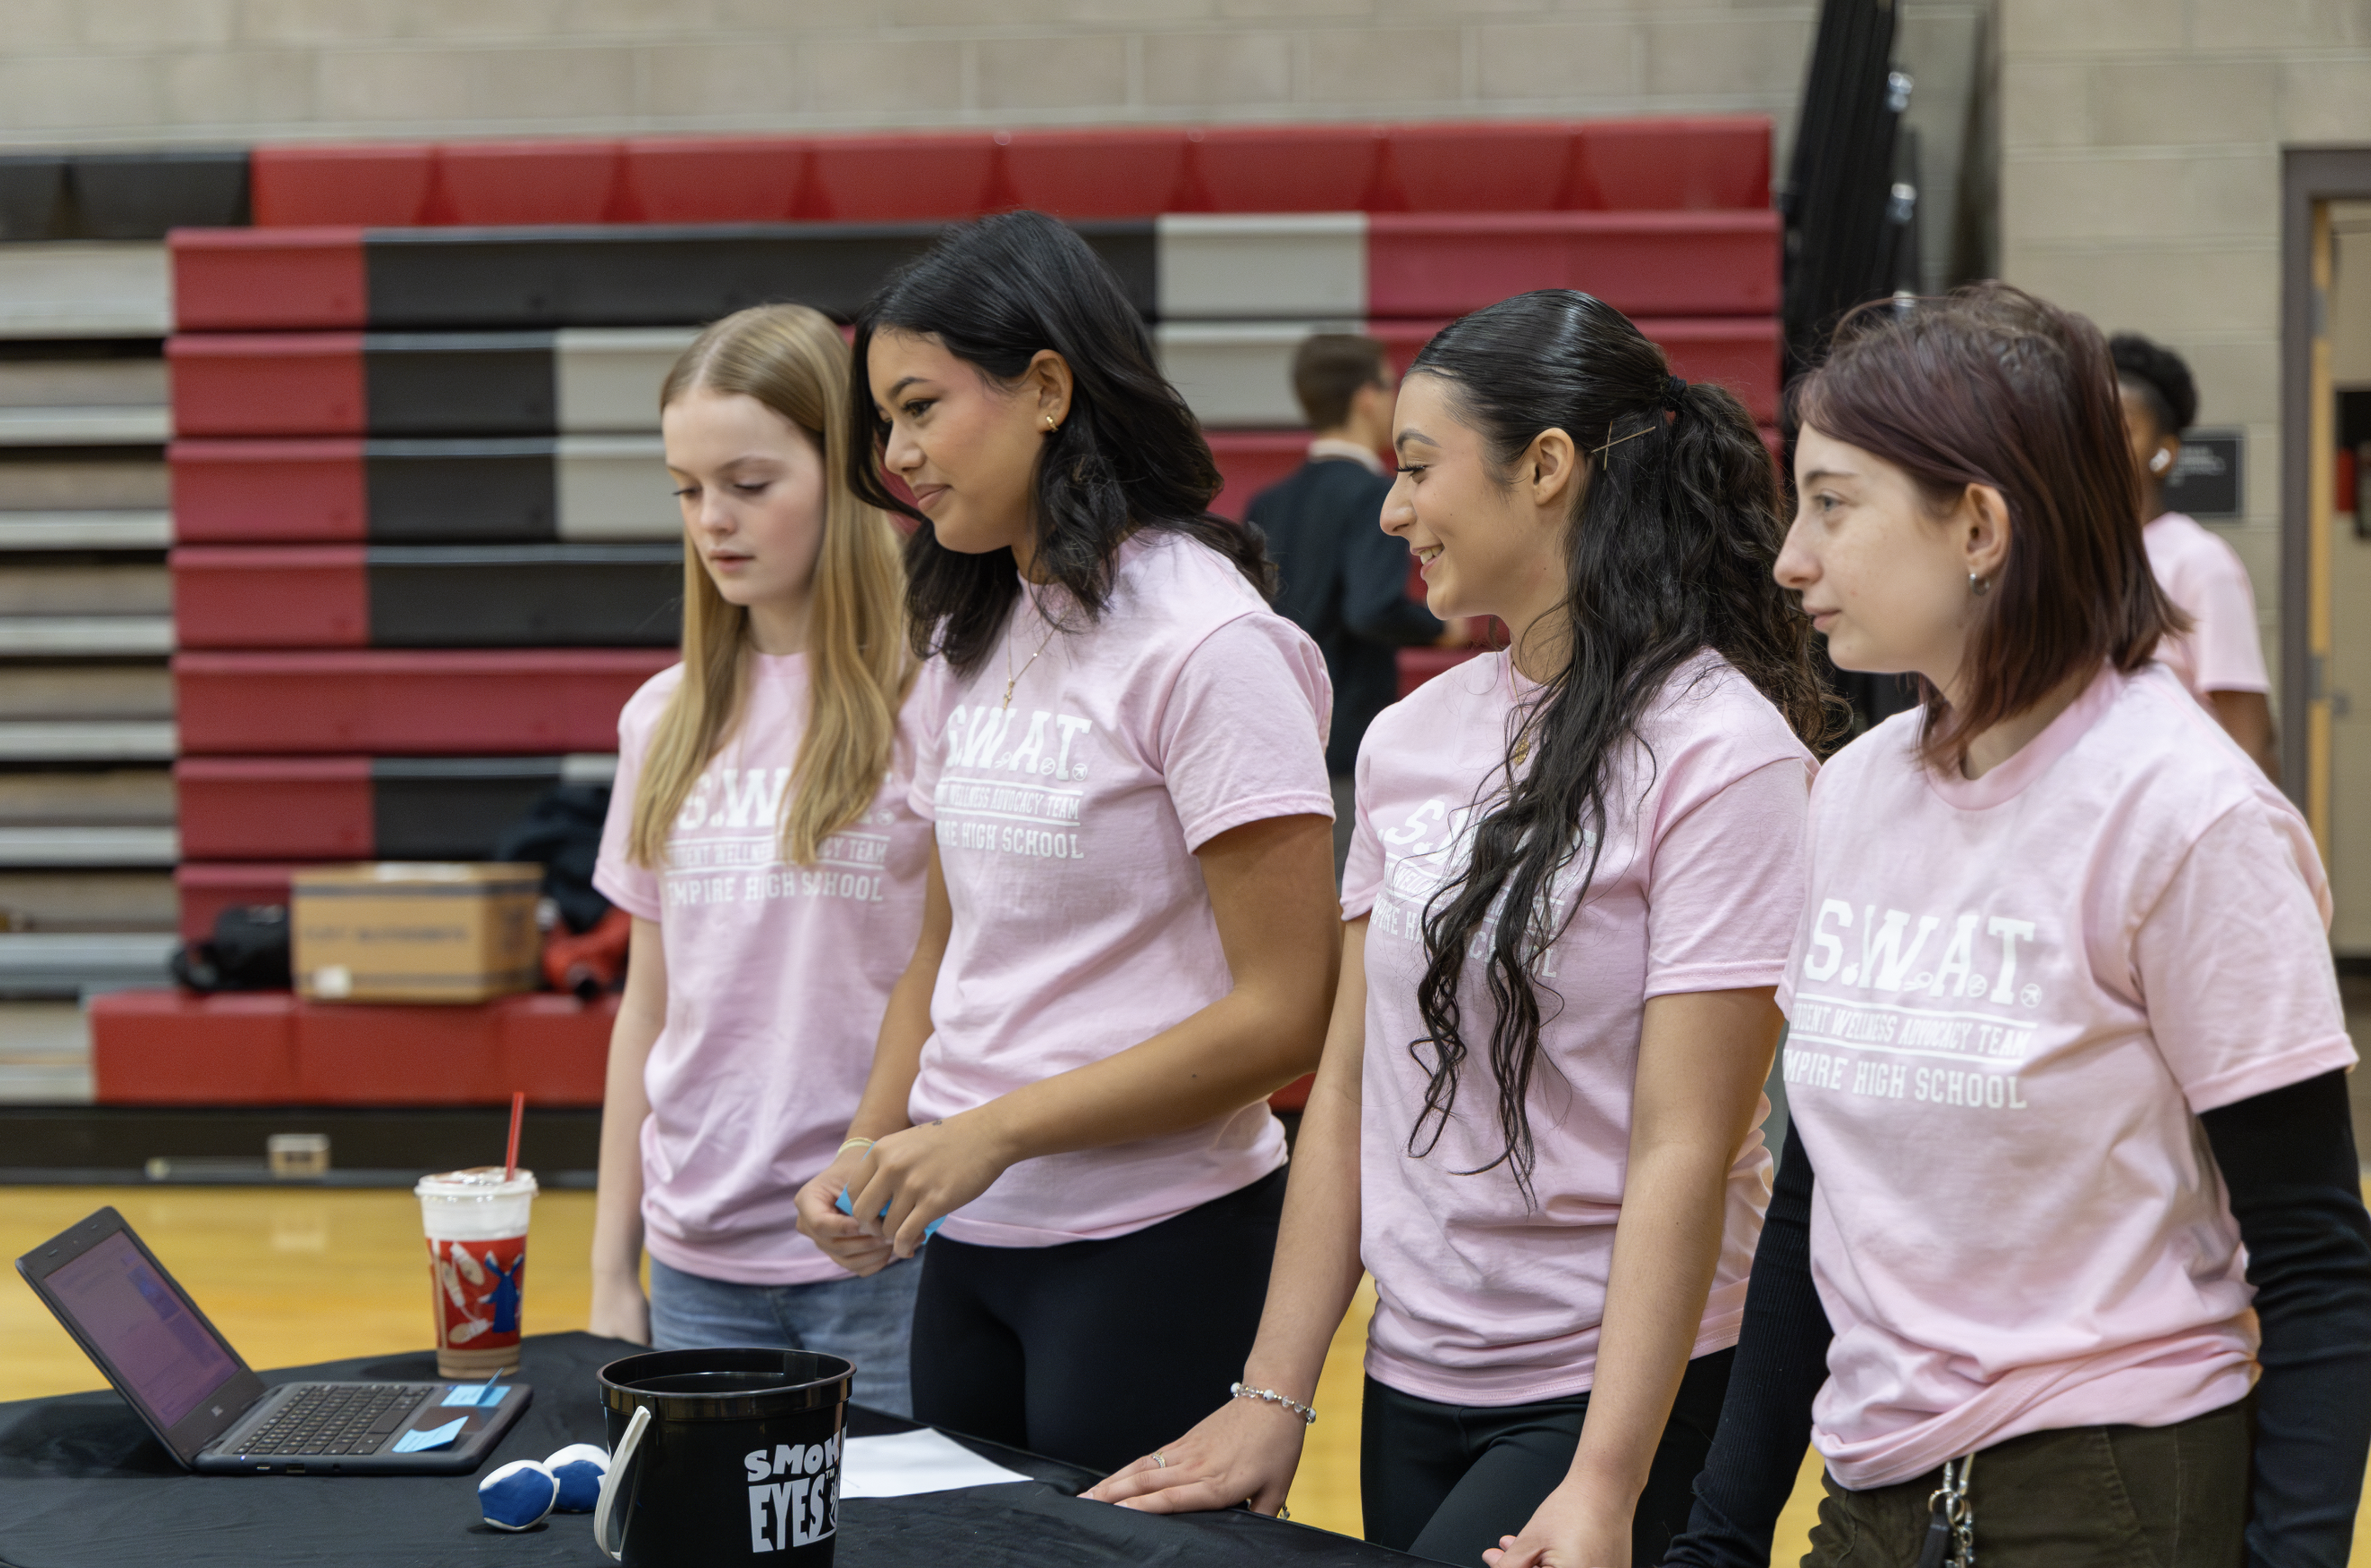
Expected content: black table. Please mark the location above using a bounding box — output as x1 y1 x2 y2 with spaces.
0 1332 1421 1567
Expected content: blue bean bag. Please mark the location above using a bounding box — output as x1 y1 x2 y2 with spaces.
478 1458 557 1531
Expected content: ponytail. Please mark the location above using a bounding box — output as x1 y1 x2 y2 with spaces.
1403 290 1835 1204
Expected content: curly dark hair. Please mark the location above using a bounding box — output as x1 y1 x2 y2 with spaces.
1404 289 1837 1206
2108 331 2198 435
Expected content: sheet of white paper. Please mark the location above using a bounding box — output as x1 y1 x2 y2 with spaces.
840 1429 1032 1498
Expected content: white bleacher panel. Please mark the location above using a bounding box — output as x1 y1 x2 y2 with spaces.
0 562 171 653
0 511 170 549
0 665 171 722
0 826 177 867
0 561 167 613
0 870 176 932
0 456 167 511
0 358 166 407
0 618 174 655
0 244 171 338
0 769 172 823
0 408 170 444
554 434 677 540
554 327 699 434
0 722 176 761
1158 322 1357 429
1156 215 1366 321
0 932 175 995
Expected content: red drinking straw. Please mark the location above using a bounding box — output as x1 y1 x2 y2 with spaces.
503 1090 525 1182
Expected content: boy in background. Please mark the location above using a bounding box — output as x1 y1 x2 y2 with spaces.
1249 335 1448 870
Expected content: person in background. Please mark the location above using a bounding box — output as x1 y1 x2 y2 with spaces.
1249 334 1448 868
1667 284 2371 1568
794 211 1341 1473
586 304 932 1416
2112 331 2279 779
1095 290 1827 1568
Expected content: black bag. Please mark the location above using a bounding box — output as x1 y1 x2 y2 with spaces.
171 904 293 993
491 783 614 935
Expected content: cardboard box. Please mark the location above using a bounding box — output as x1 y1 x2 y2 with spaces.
292 862 540 1004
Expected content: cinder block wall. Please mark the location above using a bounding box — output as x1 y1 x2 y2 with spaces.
0 3 1820 144
1998 0 2368 705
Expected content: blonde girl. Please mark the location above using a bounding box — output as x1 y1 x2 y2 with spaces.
587 304 932 1414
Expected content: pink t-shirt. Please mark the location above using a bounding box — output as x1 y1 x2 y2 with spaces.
1779 662 2352 1490
2144 511 2270 700
594 653 933 1285
907 532 1336 1248
1342 650 1814 1405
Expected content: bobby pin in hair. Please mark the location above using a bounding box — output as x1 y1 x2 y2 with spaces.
1593 423 1655 458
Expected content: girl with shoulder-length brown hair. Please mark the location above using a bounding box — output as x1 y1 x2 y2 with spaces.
586 302 934 1415
1663 283 2371 1568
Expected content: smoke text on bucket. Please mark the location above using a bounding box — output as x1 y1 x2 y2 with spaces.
744 1433 840 1553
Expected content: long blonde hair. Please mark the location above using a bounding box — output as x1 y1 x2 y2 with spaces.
627 304 912 869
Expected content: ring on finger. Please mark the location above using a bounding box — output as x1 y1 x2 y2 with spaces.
1150 1452 1167 1469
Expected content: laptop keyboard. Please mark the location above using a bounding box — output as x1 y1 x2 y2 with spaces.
239 1383 437 1455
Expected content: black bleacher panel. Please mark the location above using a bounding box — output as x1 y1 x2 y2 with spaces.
365 438 558 541
362 331 556 436
0 158 65 241
72 150 250 239
358 221 1159 329
372 757 572 859
365 543 680 646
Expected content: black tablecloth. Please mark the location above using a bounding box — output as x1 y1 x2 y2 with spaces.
0 1332 1421 1567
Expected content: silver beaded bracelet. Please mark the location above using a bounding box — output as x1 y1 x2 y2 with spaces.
1231 1381 1316 1425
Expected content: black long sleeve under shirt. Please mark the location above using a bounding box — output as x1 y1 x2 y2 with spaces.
1664 1070 2371 1568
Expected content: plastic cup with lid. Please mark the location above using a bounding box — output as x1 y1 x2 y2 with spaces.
417 1167 537 1379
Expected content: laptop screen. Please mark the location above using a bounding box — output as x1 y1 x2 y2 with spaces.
43 1230 240 1429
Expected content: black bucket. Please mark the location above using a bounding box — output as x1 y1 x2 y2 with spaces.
594 1347 852 1566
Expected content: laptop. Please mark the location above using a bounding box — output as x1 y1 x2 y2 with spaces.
14 1204 529 1475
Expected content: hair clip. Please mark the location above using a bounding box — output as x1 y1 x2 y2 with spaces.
1592 424 1655 458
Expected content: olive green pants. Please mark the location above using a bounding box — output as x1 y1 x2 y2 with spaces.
1804 1399 2249 1568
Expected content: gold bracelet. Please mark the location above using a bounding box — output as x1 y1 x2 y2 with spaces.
838 1137 877 1157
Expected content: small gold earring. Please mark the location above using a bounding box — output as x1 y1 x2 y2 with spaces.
1043 415 1057 430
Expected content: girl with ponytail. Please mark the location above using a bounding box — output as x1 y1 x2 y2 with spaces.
1094 289 1829 1567
587 304 931 1414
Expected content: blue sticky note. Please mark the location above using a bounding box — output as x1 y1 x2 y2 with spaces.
836 1186 943 1241
441 1383 511 1408
392 1416 467 1453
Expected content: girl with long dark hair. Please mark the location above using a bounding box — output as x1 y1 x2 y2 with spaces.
789 211 1341 1471
1665 284 2371 1568
1093 289 1828 1568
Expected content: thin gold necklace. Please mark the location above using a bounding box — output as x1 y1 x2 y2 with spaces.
1003 599 1059 708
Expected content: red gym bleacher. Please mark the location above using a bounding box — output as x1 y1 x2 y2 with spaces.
94 114 1780 1109
236 118 1767 226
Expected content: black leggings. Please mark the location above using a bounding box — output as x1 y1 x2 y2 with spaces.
1361 1347 1735 1567
908 1167 1285 1474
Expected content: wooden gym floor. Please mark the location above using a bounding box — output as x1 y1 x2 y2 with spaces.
4 1184 2364 1563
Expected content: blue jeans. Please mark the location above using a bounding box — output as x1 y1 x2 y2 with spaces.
647 1254 921 1418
